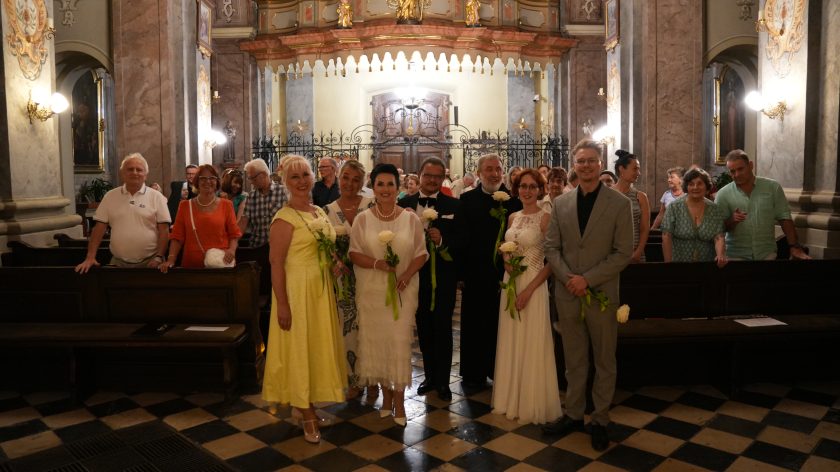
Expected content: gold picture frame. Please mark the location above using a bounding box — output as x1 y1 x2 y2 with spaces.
714 66 745 165
73 70 106 174
604 0 619 51
197 0 213 58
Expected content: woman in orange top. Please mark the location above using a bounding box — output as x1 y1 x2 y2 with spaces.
159 164 242 270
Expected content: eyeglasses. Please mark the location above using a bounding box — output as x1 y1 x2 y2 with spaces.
518 184 541 191
574 159 600 166
198 176 219 182
247 172 265 181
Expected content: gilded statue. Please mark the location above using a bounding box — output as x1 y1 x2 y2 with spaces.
465 0 481 27
337 0 353 28
386 0 431 24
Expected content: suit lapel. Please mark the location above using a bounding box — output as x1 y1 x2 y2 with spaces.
581 189 609 242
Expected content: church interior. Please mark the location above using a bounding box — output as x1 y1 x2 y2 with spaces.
1 1 840 471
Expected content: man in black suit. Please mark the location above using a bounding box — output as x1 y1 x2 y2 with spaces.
398 157 461 401
167 164 198 222
455 154 522 389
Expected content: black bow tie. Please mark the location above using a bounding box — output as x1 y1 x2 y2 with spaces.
418 197 436 207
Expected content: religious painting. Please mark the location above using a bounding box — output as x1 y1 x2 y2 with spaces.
715 66 745 165
197 0 213 57
4 0 50 80
604 0 619 51
72 70 104 173
763 0 805 77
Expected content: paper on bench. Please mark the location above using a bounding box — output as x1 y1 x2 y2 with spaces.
734 317 787 327
185 326 230 332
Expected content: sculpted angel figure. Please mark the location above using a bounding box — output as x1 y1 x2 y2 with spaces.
337 0 353 28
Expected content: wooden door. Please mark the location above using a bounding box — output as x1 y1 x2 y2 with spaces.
371 91 449 173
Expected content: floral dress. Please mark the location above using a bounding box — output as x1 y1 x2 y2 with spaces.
324 196 373 388
662 196 726 262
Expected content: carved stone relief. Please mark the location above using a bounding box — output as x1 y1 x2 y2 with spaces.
764 0 805 77
4 0 50 80
569 0 601 24
222 0 235 23
57 0 79 26
735 0 754 21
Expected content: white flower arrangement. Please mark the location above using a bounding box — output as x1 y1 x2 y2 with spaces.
421 208 439 222
492 191 511 202
616 304 630 323
378 230 395 244
499 241 518 253
333 224 348 236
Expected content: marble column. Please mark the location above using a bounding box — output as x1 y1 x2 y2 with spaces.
111 0 197 192
759 0 840 258
210 37 259 168
1 1 81 249
563 34 607 152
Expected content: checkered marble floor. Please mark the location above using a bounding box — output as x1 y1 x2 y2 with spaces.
3 311 840 471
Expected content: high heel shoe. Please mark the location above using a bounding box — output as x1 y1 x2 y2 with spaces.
301 419 321 444
393 416 407 427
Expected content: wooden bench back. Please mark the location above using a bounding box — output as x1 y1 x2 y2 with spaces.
620 260 840 319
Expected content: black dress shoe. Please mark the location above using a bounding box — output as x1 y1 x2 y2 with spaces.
542 416 584 436
416 381 435 395
590 424 609 451
437 386 452 401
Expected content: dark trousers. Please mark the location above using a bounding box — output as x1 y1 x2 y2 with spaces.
459 274 501 382
416 282 456 387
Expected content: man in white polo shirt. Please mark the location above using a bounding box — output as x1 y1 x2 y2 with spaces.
75 153 171 273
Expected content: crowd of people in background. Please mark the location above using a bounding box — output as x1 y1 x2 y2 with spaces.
73 141 811 450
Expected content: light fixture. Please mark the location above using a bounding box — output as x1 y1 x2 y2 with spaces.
515 117 528 131
204 129 227 149
26 88 69 124
211 90 221 104
745 90 787 121
292 119 309 133
592 125 615 145
396 86 426 135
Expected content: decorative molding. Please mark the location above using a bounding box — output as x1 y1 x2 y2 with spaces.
564 24 604 36
214 26 257 39
580 0 599 21
4 0 50 80
221 0 235 23
735 0 754 21
764 0 805 78
198 64 211 116
58 0 80 27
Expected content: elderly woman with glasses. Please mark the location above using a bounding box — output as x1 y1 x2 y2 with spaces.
160 164 242 271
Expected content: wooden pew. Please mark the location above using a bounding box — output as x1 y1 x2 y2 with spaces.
614 260 840 391
0 263 264 397
54 232 109 248
1 241 110 267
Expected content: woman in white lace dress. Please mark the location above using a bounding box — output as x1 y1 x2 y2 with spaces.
492 169 562 424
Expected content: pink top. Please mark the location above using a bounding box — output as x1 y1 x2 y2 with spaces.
171 198 242 268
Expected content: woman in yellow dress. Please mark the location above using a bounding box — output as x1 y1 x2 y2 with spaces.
262 155 346 444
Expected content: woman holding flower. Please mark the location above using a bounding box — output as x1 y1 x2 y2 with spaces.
492 169 561 425
349 163 427 426
324 159 375 399
262 155 346 444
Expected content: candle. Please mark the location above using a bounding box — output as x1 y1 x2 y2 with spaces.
598 87 605 95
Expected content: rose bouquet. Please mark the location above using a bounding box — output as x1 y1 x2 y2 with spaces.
489 191 510 266
421 208 453 311
306 217 337 293
379 230 401 320
333 224 352 301
579 288 610 321
498 241 527 320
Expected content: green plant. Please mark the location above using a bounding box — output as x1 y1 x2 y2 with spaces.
78 178 114 202
713 171 732 191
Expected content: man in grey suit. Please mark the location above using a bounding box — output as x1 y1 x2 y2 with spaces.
542 140 633 451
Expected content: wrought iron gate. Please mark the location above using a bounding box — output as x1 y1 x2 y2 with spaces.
252 126 569 174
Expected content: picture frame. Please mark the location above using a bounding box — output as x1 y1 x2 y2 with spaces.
604 0 619 51
197 0 213 58
714 66 745 165
72 70 105 173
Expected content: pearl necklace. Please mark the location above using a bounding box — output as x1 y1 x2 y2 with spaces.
196 195 217 207
375 202 397 220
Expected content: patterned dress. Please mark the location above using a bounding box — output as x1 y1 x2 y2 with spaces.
622 186 645 262
662 196 726 262
323 196 374 388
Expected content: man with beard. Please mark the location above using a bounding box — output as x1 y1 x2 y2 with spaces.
455 154 522 389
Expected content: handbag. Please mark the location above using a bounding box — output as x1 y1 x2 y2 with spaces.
189 199 235 268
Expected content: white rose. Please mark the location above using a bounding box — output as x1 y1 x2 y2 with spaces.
422 208 439 221
378 230 395 244
307 218 326 233
498 241 518 253
333 224 348 236
616 304 630 323
492 191 511 202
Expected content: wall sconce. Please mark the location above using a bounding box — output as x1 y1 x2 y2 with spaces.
745 91 787 121
592 125 615 145
292 120 309 133
515 117 529 131
204 129 227 149
26 88 68 124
